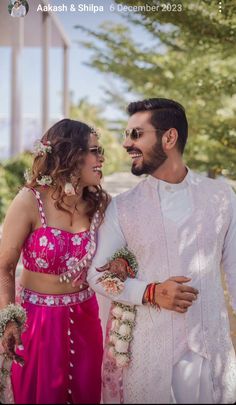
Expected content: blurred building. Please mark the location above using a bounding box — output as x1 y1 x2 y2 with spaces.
0 0 70 157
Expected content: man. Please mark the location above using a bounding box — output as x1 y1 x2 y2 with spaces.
87 98 236 403
11 1 26 17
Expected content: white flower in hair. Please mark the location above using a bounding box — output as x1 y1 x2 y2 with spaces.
24 168 32 184
36 175 53 186
33 140 52 157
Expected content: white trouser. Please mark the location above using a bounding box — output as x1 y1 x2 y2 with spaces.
171 351 214 404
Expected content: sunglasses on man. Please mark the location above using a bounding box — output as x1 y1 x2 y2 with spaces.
124 127 169 140
88 146 105 157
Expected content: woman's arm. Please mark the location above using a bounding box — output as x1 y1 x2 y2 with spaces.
0 189 35 360
0 189 33 309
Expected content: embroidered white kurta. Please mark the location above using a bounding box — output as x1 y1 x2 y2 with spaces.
88 170 236 404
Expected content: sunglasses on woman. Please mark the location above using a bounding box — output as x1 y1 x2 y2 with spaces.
88 146 105 157
124 127 169 140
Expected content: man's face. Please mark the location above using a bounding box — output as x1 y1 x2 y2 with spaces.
123 111 167 176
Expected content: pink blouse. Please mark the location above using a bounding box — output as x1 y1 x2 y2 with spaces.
22 188 92 276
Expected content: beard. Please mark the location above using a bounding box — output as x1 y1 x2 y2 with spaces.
131 138 167 176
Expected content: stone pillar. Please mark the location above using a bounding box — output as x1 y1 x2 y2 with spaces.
63 45 69 118
42 12 51 133
10 18 24 157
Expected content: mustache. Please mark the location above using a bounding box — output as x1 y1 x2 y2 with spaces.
125 147 142 154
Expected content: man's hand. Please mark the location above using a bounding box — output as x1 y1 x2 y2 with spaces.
154 276 199 313
1 320 24 365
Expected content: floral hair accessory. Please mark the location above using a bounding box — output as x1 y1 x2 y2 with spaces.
90 126 101 138
24 168 32 184
33 140 52 157
36 175 53 186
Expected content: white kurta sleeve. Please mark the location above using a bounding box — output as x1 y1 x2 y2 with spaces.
87 199 148 305
222 187 236 311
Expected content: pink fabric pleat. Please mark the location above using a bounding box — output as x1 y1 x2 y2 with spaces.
11 294 103 404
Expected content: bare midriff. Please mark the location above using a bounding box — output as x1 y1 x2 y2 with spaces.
20 268 88 295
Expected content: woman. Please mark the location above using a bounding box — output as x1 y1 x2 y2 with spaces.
0 119 110 404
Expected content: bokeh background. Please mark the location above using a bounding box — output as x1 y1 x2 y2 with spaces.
0 0 236 343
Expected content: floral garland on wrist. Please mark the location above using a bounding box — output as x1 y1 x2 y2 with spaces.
0 304 27 403
96 248 138 368
0 304 27 338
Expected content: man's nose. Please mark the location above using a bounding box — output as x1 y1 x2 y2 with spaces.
123 136 133 149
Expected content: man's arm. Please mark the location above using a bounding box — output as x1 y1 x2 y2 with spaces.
222 187 236 311
87 198 198 311
87 199 148 305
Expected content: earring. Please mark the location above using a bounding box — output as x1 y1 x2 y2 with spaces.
64 182 76 196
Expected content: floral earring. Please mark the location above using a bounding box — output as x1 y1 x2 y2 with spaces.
64 182 76 196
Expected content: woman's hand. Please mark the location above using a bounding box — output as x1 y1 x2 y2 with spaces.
1 320 24 365
96 258 129 282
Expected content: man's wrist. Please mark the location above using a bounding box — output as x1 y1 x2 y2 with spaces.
142 283 161 309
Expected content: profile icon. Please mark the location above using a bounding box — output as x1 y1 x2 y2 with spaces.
9 0 29 18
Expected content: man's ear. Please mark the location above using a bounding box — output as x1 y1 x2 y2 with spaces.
162 128 178 151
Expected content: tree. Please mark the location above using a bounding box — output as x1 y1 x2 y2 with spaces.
75 0 236 178
70 98 129 175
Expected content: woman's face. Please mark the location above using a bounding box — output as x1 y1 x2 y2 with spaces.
79 133 105 188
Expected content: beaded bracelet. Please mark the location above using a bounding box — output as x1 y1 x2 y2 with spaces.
0 304 27 338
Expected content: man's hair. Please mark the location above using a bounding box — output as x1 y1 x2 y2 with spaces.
127 98 188 154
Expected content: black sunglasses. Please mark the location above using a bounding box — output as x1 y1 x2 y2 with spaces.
124 127 169 140
88 146 105 157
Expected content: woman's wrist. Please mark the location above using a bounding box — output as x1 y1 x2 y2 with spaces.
0 304 27 338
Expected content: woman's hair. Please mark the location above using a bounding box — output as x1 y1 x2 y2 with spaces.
25 118 110 224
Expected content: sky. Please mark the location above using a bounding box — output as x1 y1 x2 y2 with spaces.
0 0 155 158
0 0 153 119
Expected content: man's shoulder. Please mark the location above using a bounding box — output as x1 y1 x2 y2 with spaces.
114 177 147 203
190 170 232 194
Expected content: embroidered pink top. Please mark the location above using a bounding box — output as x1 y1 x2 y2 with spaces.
22 188 92 277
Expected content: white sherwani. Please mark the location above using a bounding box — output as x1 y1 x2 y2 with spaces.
88 170 236 404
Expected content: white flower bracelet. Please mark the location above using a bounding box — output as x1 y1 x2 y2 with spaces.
0 304 27 338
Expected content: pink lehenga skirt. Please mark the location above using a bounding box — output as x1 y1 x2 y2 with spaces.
11 286 103 404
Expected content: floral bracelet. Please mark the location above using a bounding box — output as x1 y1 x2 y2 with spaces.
0 304 27 338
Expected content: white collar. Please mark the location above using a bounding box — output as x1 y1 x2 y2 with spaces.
147 167 195 189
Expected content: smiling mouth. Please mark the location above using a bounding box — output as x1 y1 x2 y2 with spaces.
93 166 102 174
128 152 143 160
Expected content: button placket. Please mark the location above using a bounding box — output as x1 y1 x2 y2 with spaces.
68 305 75 401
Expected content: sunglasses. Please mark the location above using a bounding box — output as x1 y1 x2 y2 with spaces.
88 146 105 157
124 127 169 140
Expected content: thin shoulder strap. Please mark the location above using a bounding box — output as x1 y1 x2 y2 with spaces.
29 188 47 228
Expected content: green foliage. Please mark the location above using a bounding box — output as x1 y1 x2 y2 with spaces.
75 0 236 178
0 166 12 223
4 152 33 200
70 98 130 175
0 152 33 222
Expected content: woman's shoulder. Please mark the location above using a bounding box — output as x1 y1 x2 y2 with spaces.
11 187 38 212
